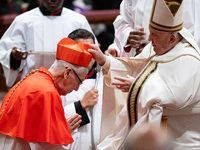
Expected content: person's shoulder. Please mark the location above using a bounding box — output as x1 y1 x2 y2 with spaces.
14 7 41 21
61 7 87 19
182 43 200 59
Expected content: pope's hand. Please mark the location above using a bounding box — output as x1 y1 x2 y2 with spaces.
67 114 82 133
111 75 135 92
88 44 106 66
80 87 99 109
11 47 28 60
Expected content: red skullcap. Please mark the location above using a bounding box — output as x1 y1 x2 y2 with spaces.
56 38 93 68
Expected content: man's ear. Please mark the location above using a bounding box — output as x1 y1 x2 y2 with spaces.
170 33 176 44
65 67 71 79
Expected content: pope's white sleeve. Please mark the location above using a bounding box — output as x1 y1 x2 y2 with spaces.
102 56 133 88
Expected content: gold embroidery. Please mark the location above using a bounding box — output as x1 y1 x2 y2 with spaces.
161 116 168 133
153 54 200 63
128 61 158 126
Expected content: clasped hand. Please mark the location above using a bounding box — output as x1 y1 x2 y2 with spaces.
128 27 148 55
80 87 99 109
11 47 28 60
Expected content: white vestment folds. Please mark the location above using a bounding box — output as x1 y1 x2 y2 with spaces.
97 28 200 149
0 7 95 87
113 0 200 57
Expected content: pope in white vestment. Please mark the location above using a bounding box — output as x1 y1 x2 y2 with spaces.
0 4 96 87
99 28 200 150
102 0 200 140
94 0 200 149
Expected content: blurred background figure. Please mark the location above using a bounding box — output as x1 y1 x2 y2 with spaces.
123 123 174 150
22 0 74 11
71 0 123 53
89 0 122 53
0 0 23 92
0 0 22 15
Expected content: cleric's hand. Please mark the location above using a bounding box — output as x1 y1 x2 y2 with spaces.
135 42 148 56
80 87 99 109
104 48 117 57
127 27 146 51
67 114 82 133
11 47 28 60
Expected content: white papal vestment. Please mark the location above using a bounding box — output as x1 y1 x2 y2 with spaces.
97 28 200 149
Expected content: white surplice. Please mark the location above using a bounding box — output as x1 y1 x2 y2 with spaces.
0 7 95 87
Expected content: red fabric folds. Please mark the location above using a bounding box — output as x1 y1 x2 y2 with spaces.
56 38 93 68
0 67 73 145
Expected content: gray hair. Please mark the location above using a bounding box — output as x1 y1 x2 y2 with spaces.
49 59 88 75
171 31 182 42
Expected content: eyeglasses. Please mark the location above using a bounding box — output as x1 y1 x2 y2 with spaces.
66 67 82 85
